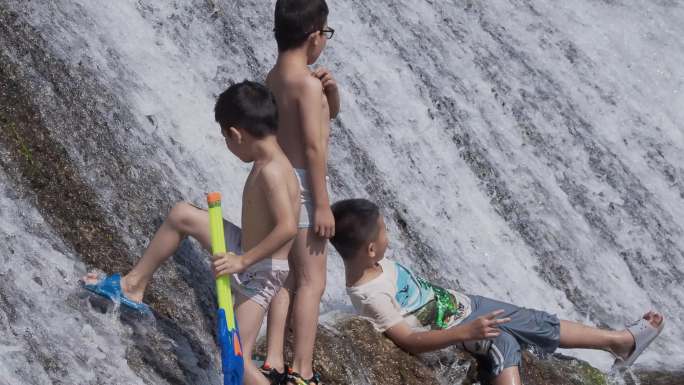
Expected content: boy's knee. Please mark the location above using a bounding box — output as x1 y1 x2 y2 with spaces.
488 332 521 378
295 277 326 297
167 202 198 230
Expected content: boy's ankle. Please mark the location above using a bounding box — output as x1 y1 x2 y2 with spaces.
290 365 313 380
121 275 146 300
608 330 635 359
263 360 286 373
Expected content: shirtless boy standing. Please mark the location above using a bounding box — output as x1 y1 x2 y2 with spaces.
260 1 339 384
82 81 300 385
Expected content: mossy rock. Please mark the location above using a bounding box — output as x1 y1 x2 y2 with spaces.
257 314 683 385
256 314 477 385
520 352 607 385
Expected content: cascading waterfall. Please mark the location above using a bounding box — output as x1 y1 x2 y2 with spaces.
1 1 682 384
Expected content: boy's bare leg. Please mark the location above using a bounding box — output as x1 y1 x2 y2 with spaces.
559 311 663 360
235 294 271 385
493 367 522 385
289 228 327 379
490 310 659 385
264 281 293 372
82 202 211 302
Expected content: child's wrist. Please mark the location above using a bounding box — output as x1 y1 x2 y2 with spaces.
449 325 467 343
315 202 331 209
236 254 249 270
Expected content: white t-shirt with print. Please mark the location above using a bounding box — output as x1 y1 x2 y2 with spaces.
346 258 472 332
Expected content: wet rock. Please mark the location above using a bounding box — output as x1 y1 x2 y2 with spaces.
632 370 684 385
0 7 221 383
257 315 477 385
259 315 682 385
519 353 607 385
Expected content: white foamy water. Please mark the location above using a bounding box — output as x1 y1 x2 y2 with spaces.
0 171 156 385
1 0 682 383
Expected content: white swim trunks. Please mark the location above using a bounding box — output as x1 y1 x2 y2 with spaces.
221 219 290 309
190 203 290 310
294 168 331 229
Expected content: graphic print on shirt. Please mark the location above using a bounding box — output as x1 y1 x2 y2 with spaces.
394 262 435 314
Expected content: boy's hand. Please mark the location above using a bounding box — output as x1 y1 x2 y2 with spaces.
314 204 335 239
312 66 340 119
459 310 510 340
313 67 338 94
212 252 246 277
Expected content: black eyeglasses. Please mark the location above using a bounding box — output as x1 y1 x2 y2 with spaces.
304 26 334 39
276 26 335 40
320 26 334 39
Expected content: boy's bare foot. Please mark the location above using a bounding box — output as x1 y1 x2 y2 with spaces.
611 311 664 360
81 272 145 303
81 272 101 286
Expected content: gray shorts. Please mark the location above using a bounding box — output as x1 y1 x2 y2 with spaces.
294 168 330 229
459 295 560 378
190 203 289 310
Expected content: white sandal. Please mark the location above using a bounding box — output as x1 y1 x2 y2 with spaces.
613 315 665 370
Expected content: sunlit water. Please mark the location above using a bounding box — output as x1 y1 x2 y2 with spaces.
1 1 682 383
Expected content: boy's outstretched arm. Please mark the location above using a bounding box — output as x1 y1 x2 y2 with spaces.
384 310 511 354
298 77 335 238
213 166 298 276
314 67 340 119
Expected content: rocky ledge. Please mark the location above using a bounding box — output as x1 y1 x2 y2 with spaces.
259 314 681 385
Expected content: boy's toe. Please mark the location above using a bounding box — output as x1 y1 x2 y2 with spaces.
81 272 102 285
641 310 663 328
651 312 664 328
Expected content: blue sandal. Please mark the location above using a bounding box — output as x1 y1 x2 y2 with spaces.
83 273 151 314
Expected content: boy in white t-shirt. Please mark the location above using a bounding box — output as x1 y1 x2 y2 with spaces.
329 198 664 385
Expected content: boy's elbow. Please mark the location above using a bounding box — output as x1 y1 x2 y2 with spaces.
304 145 322 160
386 334 419 355
400 343 420 355
402 339 425 355
284 222 298 240
277 220 297 240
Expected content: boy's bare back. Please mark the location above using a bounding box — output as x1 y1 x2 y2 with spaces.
241 151 300 261
266 65 331 169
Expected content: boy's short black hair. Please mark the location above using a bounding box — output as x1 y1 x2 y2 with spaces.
214 80 277 138
274 0 329 51
330 199 380 260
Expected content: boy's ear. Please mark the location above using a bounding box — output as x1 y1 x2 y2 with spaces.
308 31 320 46
367 241 376 258
228 126 243 144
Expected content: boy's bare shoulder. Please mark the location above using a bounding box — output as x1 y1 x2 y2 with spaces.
267 67 319 99
285 75 321 108
278 70 321 96
256 159 294 189
296 73 322 93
